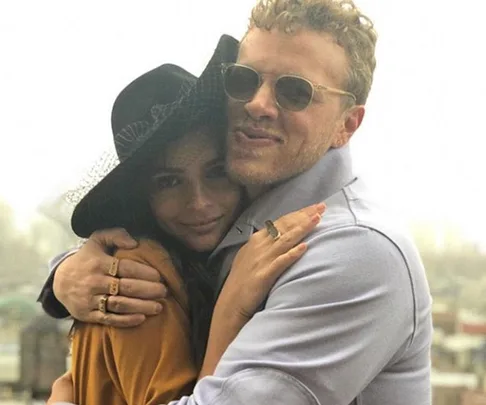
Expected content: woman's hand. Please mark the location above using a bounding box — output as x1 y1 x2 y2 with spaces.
47 371 74 405
199 202 325 379
219 202 326 319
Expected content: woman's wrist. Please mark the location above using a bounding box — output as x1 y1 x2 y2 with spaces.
198 302 251 380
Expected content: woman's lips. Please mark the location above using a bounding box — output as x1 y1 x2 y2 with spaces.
182 217 223 234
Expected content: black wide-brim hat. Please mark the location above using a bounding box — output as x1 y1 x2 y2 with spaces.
71 34 239 238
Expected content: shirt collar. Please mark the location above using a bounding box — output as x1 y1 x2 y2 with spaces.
241 144 355 231
209 145 355 260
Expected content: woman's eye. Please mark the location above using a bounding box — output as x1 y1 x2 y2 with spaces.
152 175 180 190
206 164 228 179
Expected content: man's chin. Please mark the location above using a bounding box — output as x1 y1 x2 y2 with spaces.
227 160 279 198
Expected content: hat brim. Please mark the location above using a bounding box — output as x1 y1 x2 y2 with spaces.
71 35 239 238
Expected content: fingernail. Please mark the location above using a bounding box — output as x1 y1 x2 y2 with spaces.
316 203 326 213
123 239 138 248
312 213 321 223
154 303 163 313
297 243 307 252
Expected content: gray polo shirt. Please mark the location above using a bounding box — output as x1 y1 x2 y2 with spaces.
169 145 433 405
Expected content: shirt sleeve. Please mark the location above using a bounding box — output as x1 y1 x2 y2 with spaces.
37 249 78 318
168 225 416 405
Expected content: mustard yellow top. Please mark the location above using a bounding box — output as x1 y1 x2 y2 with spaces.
71 239 197 405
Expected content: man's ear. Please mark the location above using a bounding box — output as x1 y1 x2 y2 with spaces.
331 105 365 148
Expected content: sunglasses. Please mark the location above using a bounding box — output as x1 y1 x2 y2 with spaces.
221 63 356 112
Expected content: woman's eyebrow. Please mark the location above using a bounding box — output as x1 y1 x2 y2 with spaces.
204 157 225 167
151 167 184 176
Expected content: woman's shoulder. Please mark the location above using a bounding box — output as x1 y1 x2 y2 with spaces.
114 238 188 308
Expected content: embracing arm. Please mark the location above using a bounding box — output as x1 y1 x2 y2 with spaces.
37 229 167 328
169 226 425 405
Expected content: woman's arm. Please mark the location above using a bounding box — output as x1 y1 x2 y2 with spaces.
198 203 324 378
71 239 197 405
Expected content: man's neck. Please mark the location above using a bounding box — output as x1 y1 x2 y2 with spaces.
244 170 306 202
245 184 273 202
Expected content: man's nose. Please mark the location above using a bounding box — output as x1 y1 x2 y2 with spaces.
244 81 279 121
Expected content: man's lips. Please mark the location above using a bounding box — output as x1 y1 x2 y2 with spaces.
235 126 282 143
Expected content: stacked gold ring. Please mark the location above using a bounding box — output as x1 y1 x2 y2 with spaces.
109 278 120 296
98 294 109 314
108 257 120 296
108 257 120 277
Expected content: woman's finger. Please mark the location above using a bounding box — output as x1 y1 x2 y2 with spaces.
274 203 325 233
258 243 309 287
251 203 326 245
266 212 321 256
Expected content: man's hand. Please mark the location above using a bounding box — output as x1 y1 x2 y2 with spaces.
53 228 167 327
46 371 74 405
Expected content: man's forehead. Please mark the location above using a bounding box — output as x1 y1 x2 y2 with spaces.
238 28 348 86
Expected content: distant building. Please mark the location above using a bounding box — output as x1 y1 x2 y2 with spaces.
441 334 486 372
460 322 486 336
461 389 486 405
435 310 459 335
432 370 478 405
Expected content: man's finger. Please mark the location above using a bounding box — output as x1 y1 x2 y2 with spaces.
105 296 163 315
87 274 168 300
89 310 147 328
90 228 138 250
117 278 168 299
117 259 162 282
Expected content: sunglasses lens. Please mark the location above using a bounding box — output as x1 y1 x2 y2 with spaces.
275 76 313 111
223 65 260 102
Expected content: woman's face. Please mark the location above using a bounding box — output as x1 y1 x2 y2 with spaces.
148 130 242 252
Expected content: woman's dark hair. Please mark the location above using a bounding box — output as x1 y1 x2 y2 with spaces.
156 230 216 367
114 192 216 368
115 117 229 367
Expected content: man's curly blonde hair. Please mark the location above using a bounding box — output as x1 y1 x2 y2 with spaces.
247 0 377 105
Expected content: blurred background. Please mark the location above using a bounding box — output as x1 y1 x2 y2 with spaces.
0 0 485 404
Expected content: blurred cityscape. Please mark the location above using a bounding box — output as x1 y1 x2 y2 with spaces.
0 195 485 405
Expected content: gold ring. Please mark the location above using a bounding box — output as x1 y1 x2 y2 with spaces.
264 220 281 241
98 294 109 314
109 278 120 296
108 257 119 277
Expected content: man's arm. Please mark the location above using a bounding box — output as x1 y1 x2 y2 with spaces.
169 226 426 405
37 228 168 327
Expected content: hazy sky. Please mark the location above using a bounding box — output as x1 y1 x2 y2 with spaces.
1 0 485 244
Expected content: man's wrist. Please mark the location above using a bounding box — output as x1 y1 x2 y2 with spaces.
52 252 76 304
37 249 79 318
